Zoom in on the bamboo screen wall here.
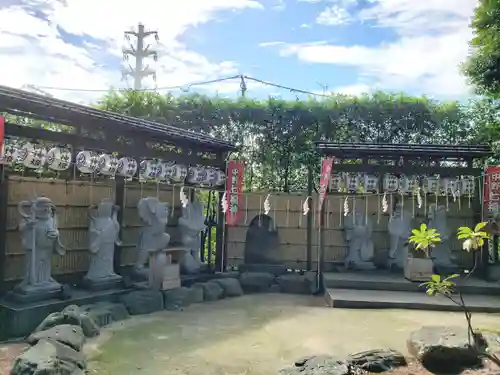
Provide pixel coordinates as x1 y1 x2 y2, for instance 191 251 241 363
5 176 181 282
225 192 476 270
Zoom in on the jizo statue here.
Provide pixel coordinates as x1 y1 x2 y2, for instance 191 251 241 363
387 203 413 270
343 211 376 270
178 201 206 274
15 196 66 296
84 198 122 284
134 197 171 274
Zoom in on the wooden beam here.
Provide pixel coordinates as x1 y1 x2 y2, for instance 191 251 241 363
331 163 482 177
5 122 223 167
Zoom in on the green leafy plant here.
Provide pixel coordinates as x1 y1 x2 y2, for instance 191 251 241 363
420 223 499 366
408 223 441 257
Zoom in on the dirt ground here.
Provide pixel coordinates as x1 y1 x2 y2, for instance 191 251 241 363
80 294 500 375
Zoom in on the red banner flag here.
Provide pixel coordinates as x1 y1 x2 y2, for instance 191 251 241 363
0 116 4 165
317 157 334 223
226 161 245 226
484 165 500 215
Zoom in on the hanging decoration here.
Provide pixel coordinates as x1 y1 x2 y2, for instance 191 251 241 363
221 191 228 214
416 187 423 209
46 147 71 171
263 193 271 215
343 196 349 216
363 174 379 193
179 187 189 208
76 150 99 174
302 196 310 216
139 159 161 180
97 153 119 176
330 173 343 192
382 192 388 213
171 163 188 183
116 157 138 178
383 174 398 192
23 144 47 170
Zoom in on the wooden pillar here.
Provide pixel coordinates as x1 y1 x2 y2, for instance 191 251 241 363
215 191 225 272
114 176 125 275
0 171 8 295
306 165 313 270
318 197 326 292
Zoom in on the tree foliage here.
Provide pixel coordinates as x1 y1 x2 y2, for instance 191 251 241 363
463 0 500 98
95 90 479 192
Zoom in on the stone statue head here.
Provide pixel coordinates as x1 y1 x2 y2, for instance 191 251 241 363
179 200 206 232
18 196 55 220
89 198 118 219
137 197 169 226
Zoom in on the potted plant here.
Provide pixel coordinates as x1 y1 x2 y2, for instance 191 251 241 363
405 223 440 281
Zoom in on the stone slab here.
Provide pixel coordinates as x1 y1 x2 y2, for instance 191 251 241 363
0 287 129 339
325 288 500 313
323 270 500 295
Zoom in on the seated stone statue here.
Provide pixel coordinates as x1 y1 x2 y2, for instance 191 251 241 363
12 196 66 302
427 203 456 272
134 197 171 279
343 211 375 270
387 203 413 270
83 198 122 289
178 201 206 274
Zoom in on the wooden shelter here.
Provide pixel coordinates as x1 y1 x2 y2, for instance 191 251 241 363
0 85 236 294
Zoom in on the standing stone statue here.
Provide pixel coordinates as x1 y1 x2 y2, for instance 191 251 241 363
83 198 122 289
12 196 66 302
178 201 206 274
343 211 375 270
387 203 413 270
428 203 456 272
134 197 170 278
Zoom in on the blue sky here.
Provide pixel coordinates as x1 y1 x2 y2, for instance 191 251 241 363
0 0 478 102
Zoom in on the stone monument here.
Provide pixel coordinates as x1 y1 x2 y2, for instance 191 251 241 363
343 211 376 270
178 201 206 274
427 203 457 273
10 196 66 302
82 198 123 290
133 197 171 283
387 203 413 270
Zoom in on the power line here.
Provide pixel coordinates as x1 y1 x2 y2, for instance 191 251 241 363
29 75 333 98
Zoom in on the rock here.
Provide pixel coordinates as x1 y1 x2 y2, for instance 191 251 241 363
348 349 406 373
269 284 281 293
276 273 315 294
279 355 349 375
10 339 86 375
163 287 192 310
32 305 99 338
198 281 224 301
217 271 241 279
407 326 486 373
120 290 164 315
239 272 275 292
80 302 129 326
187 284 204 303
213 278 244 297
27 325 85 352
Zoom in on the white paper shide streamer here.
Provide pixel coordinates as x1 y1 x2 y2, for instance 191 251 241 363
343 197 349 216
179 187 189 208
302 197 310 216
416 187 423 209
221 192 229 214
382 193 389 213
263 194 271 215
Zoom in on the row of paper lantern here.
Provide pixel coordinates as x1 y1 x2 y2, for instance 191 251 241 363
331 173 476 196
3 143 226 186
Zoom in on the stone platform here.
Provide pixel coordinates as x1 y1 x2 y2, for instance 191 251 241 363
0 287 129 339
323 270 500 313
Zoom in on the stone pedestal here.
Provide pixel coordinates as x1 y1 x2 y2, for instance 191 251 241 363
7 281 63 304
404 257 434 281
148 247 183 291
81 274 123 291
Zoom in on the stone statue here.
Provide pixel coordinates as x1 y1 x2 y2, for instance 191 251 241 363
134 197 170 277
13 196 66 302
343 211 375 270
427 203 456 272
178 201 206 274
83 198 122 289
387 203 413 270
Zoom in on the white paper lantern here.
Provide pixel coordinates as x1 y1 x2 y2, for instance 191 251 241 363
330 173 343 192
23 144 47 169
363 174 379 192
3 142 18 164
16 142 34 165
440 177 460 195
383 174 398 192
46 147 72 171
157 162 174 181
171 164 188 183
215 169 226 187
207 168 218 186
461 176 475 196
187 166 210 184
187 166 200 184
97 154 119 176
76 150 99 174
424 176 440 194
345 173 359 192
139 159 161 180
116 157 137 178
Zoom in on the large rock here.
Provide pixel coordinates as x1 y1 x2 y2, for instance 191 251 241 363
213 278 244 297
120 290 164 315
27 325 85 352
239 272 275 292
80 302 129 327
187 284 205 303
198 281 224 301
33 305 99 338
163 287 192 310
279 355 350 375
10 339 86 375
347 349 406 373
407 326 486 372
276 272 317 294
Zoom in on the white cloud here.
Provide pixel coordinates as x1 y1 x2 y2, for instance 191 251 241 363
316 5 352 25
0 0 263 103
274 0 478 98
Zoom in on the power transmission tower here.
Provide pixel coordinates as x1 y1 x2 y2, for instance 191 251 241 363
122 23 159 90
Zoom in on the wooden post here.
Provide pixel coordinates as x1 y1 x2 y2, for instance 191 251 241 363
114 176 125 275
306 165 313 270
0 171 7 295
215 191 225 272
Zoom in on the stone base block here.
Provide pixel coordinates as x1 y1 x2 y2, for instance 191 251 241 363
81 275 123 291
